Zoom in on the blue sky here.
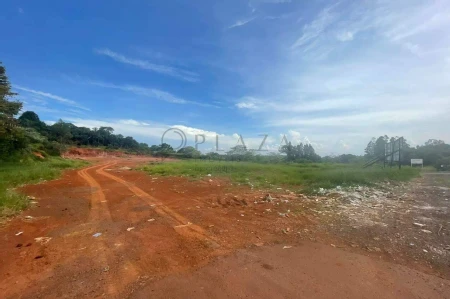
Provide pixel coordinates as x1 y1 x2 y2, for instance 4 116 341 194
1 0 450 155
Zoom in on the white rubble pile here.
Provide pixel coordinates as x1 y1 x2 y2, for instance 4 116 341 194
316 184 401 205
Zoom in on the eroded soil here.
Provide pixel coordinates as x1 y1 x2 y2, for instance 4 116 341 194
1 157 449 298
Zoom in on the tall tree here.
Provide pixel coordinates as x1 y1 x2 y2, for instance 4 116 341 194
0 62 22 130
19 111 47 133
0 62 26 159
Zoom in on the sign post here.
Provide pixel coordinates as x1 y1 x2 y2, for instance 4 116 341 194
411 159 423 168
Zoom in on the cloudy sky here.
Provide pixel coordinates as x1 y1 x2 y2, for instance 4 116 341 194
2 0 450 155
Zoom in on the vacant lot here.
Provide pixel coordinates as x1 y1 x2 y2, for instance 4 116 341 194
143 160 420 191
0 157 448 298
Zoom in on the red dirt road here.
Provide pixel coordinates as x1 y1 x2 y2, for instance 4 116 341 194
1 157 449 298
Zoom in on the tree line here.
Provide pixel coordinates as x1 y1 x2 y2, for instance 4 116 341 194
363 136 450 170
19 111 152 154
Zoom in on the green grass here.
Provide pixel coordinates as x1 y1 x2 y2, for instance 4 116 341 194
142 161 420 193
0 158 88 217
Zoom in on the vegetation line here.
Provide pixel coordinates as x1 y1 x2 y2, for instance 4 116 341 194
142 160 420 193
0 158 87 217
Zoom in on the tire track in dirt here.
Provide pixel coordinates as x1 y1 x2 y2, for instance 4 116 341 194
96 165 221 249
78 163 113 222
77 162 139 297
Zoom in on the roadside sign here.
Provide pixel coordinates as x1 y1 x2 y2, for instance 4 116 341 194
411 159 423 167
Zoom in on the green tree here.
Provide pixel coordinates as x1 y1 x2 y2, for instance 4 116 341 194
0 62 26 159
177 146 201 158
50 119 72 144
364 138 375 158
19 111 47 133
151 143 175 158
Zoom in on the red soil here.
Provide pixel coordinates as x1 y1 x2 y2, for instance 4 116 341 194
0 156 448 298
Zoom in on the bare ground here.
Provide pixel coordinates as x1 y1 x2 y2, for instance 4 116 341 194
0 157 449 298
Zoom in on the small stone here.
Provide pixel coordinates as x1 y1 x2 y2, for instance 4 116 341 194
264 194 274 202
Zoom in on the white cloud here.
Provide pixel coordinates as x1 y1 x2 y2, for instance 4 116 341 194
403 42 421 56
62 117 309 153
291 3 339 49
14 85 90 111
236 102 257 109
119 119 150 126
336 31 354 41
230 0 450 154
227 17 257 29
88 80 218 107
95 48 199 82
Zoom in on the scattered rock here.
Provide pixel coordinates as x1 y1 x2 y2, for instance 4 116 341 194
15 231 23 236
35 237 52 244
92 233 102 238
283 246 293 249
413 223 426 228
421 229 432 234
263 194 274 202
147 218 155 222
127 227 135 231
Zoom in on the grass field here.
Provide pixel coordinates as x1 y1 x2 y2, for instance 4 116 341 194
142 161 420 193
0 158 88 217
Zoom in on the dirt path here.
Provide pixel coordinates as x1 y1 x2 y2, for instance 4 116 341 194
1 157 449 298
